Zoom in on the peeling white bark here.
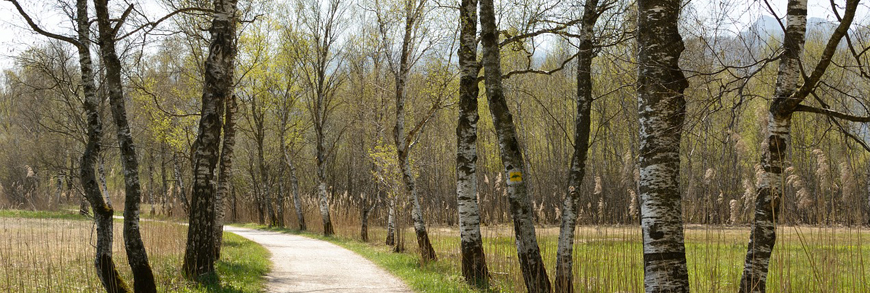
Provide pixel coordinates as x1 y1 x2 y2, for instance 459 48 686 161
636 0 689 291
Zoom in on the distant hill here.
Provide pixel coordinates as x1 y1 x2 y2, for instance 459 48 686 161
741 15 836 42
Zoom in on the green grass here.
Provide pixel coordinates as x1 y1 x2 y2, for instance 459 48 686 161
0 208 89 220
170 232 272 293
235 223 483 293
246 219 870 293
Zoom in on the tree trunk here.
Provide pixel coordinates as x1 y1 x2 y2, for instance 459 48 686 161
456 0 488 286
554 1 599 292
147 151 155 215
315 120 334 235
173 154 189 215
385 196 396 246
285 152 305 230
479 0 550 291
183 0 238 279
99 156 111 206
93 0 157 291
360 199 374 242
739 1 806 291
160 146 168 216
67 154 75 202
636 0 689 291
389 0 437 263
317 180 333 235
72 0 129 290
214 95 238 259
79 194 90 216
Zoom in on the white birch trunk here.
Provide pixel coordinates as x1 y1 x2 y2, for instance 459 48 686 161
456 0 488 285
636 0 689 291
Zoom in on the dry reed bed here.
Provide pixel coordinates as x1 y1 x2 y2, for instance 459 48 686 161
290 207 869 292
0 216 189 292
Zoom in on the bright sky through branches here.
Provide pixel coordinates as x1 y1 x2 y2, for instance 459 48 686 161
0 0 867 71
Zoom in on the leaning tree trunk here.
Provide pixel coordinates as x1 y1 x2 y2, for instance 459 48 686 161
93 0 156 291
554 1 600 292
390 0 437 263
183 0 238 279
214 95 238 259
456 0 488 286
636 0 689 291
479 0 550 291
72 0 129 291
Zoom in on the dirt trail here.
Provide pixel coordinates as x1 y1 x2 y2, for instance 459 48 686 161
224 226 411 293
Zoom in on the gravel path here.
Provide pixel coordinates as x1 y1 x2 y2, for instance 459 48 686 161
224 226 412 293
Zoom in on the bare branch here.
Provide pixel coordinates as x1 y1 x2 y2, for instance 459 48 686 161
116 7 215 40
794 104 870 122
5 0 80 46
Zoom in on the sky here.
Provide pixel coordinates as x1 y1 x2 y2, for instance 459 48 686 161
0 0 866 72
0 0 168 71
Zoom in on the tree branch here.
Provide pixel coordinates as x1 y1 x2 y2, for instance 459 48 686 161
116 7 215 40
5 0 80 46
794 104 870 122
787 0 860 107
110 4 134 38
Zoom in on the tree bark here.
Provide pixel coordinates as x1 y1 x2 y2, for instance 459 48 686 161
479 0 550 291
183 0 238 279
386 0 437 263
385 196 396 246
253 100 277 227
93 0 157 291
173 154 189 214
99 156 111 206
67 0 128 291
456 0 488 286
214 95 238 259
739 1 806 291
315 116 333 234
636 0 689 291
739 0 857 289
554 1 600 292
284 150 306 230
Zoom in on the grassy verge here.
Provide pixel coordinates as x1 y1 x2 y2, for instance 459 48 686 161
0 209 270 293
235 223 484 293
0 208 89 221
170 232 271 293
245 219 870 292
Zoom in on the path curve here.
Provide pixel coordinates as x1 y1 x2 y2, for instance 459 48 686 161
224 226 411 293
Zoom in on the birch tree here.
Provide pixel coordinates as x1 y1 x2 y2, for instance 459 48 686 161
740 0 859 291
635 0 689 291
183 0 239 279
92 1 159 290
214 94 237 258
479 0 551 290
294 0 349 236
375 0 443 262
5 1 133 291
455 0 488 285
553 0 607 291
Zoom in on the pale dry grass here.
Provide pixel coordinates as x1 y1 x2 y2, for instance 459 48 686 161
0 216 189 292
310 204 869 292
